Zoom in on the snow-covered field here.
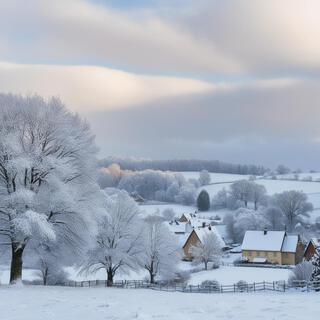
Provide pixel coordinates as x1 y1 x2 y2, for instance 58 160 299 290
140 203 197 217
188 266 290 285
199 178 320 198
195 175 320 215
0 286 318 320
180 171 251 183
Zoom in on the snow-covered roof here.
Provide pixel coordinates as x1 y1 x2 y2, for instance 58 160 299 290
214 224 233 243
188 218 211 228
165 221 186 234
281 235 298 253
242 231 286 252
242 230 299 253
193 227 226 248
181 213 196 221
311 238 320 248
230 245 242 253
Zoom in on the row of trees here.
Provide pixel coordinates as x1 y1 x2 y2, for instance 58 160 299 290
211 180 268 211
98 167 214 206
98 157 268 176
223 190 313 243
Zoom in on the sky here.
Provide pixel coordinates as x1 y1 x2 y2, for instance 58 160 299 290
0 0 320 170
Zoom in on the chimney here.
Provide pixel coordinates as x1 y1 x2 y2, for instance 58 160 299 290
264 228 267 235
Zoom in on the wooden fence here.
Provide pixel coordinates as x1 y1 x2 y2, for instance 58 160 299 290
50 279 320 293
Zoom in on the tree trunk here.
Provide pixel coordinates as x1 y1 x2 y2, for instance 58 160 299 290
244 200 248 208
254 201 258 211
107 269 113 287
43 266 48 285
204 261 208 270
149 261 155 284
149 271 155 284
10 243 25 284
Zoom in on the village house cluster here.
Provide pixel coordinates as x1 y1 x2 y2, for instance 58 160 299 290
167 211 317 266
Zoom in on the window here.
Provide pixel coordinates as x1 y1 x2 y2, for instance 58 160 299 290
273 252 277 257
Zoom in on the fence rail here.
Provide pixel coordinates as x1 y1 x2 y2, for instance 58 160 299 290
37 279 320 293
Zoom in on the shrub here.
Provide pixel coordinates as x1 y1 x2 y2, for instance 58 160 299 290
288 261 313 286
236 280 248 291
200 280 220 291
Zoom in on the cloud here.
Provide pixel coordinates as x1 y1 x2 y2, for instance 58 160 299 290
87 78 320 168
175 0 320 75
0 0 241 74
1 0 320 76
0 61 215 112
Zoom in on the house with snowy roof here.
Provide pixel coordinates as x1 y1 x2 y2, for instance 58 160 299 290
179 212 196 223
182 226 226 260
241 230 304 265
304 238 320 261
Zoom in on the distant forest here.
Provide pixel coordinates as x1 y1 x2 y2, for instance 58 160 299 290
98 157 268 175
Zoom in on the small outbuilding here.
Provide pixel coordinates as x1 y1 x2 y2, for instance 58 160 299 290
304 238 320 261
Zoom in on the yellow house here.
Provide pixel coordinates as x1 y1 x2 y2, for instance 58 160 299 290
241 230 304 265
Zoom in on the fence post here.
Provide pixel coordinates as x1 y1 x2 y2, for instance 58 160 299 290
273 281 275 290
263 281 265 291
253 282 255 292
234 284 236 292
283 282 286 292
220 285 223 293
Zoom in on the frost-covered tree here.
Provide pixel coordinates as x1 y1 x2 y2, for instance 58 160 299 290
188 178 200 188
199 170 211 186
263 206 284 230
0 94 99 284
197 190 210 211
174 184 196 205
161 208 176 221
80 191 144 286
211 188 228 210
230 208 270 243
289 261 313 285
139 215 180 283
251 183 267 210
276 164 290 175
33 243 69 285
230 180 253 208
273 191 313 232
223 213 237 243
189 232 223 270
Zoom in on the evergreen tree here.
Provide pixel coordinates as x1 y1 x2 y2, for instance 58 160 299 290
197 190 210 211
311 251 320 290
311 251 320 279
